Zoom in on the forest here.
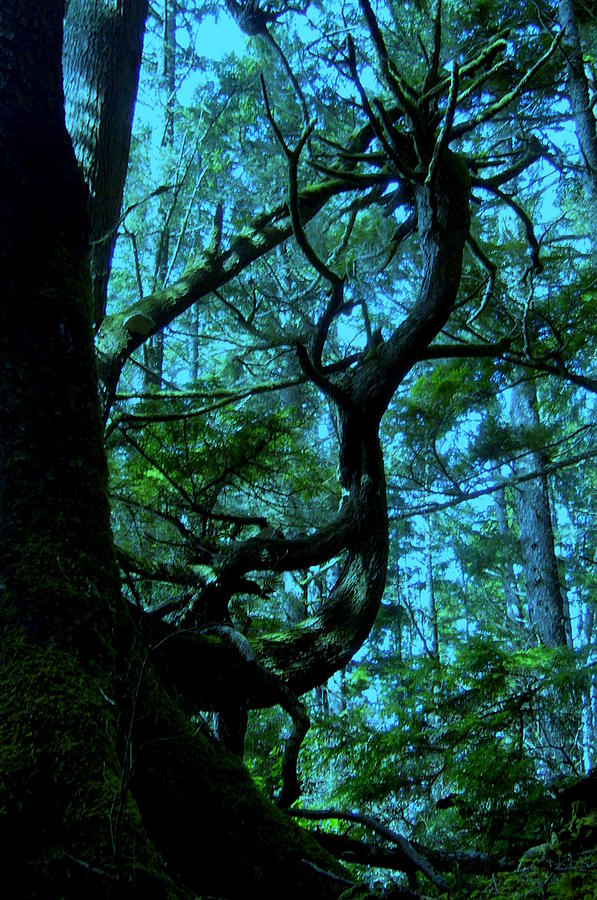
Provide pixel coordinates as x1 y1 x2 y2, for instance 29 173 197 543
0 0 596 897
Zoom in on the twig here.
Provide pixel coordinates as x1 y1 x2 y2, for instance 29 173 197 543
425 60 459 188
451 32 562 139
466 234 497 321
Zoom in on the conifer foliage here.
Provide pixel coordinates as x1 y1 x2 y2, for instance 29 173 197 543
0 1 596 897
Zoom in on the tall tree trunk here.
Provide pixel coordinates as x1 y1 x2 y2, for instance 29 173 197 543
494 488 525 625
582 604 596 771
0 1 152 889
64 0 149 326
510 380 572 780
0 7 364 896
510 381 567 649
144 0 176 389
557 0 597 213
190 302 200 382
0 1 121 663
424 515 439 660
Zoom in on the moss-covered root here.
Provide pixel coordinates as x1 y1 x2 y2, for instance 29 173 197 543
0 643 186 899
131 688 356 899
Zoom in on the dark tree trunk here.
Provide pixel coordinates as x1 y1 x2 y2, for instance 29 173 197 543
424 515 439 659
0 0 121 661
0 1 151 891
494 488 525 626
0 6 364 897
144 0 176 390
510 380 572 780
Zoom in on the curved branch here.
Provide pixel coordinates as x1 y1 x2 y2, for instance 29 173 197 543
345 35 417 181
358 0 422 132
425 61 459 188
218 153 470 697
466 233 497 321
309 829 515 877
295 340 352 407
288 808 447 890
96 162 391 415
451 32 562 139
347 150 471 421
473 178 542 273
253 425 389 694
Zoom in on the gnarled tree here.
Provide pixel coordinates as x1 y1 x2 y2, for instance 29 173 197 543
1 0 587 896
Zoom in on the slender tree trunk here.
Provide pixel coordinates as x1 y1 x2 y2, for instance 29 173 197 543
394 560 404 661
190 303 200 382
424 515 439 660
582 604 596 771
510 380 573 779
510 381 567 648
560 578 574 650
144 0 177 389
143 331 164 387
494 488 525 625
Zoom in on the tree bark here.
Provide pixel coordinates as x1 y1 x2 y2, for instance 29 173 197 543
143 0 176 389
0 2 154 891
0 6 366 896
510 380 572 780
0 0 121 660
557 0 597 212
424 515 439 659
510 381 567 648
494 487 525 625
64 0 149 326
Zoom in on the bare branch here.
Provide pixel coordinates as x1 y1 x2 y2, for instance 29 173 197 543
392 444 597 521
358 0 422 128
345 35 415 180
466 234 497 321
287 808 447 889
474 179 543 273
424 0 443 91
425 60 459 188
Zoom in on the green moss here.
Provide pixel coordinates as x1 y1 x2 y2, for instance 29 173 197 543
456 847 597 899
131 681 350 899
0 640 178 898
547 869 597 898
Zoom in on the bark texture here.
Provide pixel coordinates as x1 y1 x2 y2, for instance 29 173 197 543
64 0 149 325
510 381 567 649
494 488 525 625
557 0 597 210
0 0 120 656
0 6 365 896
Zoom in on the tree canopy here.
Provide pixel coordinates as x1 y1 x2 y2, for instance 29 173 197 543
0 1 596 897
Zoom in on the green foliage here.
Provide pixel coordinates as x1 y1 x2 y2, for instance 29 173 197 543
303 639 575 861
102 0 597 892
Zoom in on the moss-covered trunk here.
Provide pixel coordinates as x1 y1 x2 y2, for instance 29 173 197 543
0 3 152 892
0 5 358 897
0 0 121 659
